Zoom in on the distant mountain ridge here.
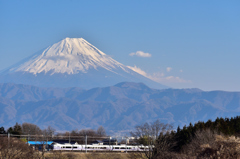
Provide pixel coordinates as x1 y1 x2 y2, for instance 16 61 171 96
0 38 168 89
1 82 240 133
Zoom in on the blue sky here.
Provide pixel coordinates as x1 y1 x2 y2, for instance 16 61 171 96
0 0 240 91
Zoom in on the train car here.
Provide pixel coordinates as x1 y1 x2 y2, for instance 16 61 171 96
52 143 150 152
53 143 82 151
82 144 112 151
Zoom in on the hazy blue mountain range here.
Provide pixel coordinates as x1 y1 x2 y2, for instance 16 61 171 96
1 82 240 134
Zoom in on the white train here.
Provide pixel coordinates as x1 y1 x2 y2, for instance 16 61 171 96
52 143 150 152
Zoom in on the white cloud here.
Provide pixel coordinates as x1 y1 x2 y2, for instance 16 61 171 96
127 65 147 76
163 76 190 83
180 69 183 73
127 65 191 84
149 73 190 83
129 51 152 57
166 67 172 72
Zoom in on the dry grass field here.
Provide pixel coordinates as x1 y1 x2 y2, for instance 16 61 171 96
45 152 141 159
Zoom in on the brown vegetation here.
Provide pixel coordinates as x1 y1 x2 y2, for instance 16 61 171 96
130 120 175 159
3 117 240 159
45 152 132 159
0 137 35 159
181 129 240 159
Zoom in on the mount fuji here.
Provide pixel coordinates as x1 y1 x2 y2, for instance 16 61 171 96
0 38 168 89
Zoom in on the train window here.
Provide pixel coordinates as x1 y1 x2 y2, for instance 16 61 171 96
115 147 119 149
66 146 72 148
73 147 77 148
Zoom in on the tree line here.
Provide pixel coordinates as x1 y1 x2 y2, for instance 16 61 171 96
0 122 106 138
2 116 240 158
0 123 56 137
0 123 108 159
130 116 240 158
174 116 240 151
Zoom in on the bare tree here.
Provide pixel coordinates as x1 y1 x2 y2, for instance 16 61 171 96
70 129 79 136
78 129 97 136
182 128 240 158
153 132 178 159
96 126 106 137
130 119 174 159
42 126 55 138
55 128 103 144
131 119 173 145
182 128 219 156
0 136 35 159
21 122 42 136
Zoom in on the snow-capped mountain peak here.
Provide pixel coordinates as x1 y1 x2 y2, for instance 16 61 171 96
10 38 125 75
1 37 168 89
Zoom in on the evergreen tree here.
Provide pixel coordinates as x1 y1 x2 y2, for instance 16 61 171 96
12 122 22 135
0 126 6 134
7 127 13 134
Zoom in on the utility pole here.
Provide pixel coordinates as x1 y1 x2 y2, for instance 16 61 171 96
85 135 87 153
109 136 110 151
28 129 30 144
69 132 70 143
8 133 10 149
47 135 48 151
125 137 127 153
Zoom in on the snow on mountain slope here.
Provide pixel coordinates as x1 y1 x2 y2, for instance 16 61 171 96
9 38 129 75
0 38 168 89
